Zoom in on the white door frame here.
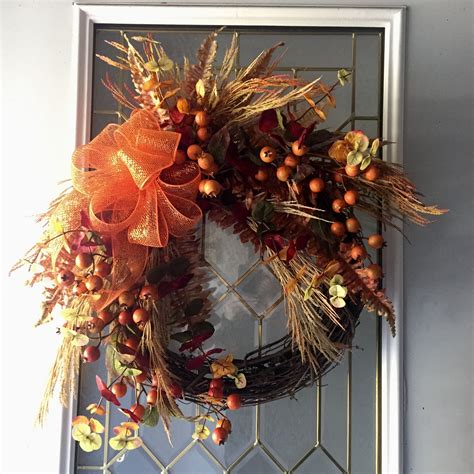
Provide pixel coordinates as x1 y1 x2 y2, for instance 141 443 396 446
64 4 405 473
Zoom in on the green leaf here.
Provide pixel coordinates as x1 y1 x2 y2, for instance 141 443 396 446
337 69 351 86
329 284 347 298
184 298 204 317
192 424 210 440
157 56 174 71
207 127 230 165
330 296 347 308
252 201 275 223
79 433 102 452
113 356 142 377
109 437 127 451
170 330 193 343
303 285 314 301
347 150 363 166
72 424 91 442
142 406 160 427
144 60 159 72
360 155 372 171
329 274 344 286
168 256 190 277
276 109 286 130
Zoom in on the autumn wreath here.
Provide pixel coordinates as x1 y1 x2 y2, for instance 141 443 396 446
13 32 445 451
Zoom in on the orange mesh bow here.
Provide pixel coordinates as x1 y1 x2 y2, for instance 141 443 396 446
71 109 202 248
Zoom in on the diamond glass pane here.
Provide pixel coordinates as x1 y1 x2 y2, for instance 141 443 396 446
76 24 384 474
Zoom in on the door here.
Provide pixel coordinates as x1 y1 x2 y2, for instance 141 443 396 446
76 24 384 474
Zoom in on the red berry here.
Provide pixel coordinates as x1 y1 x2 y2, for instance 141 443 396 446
118 310 133 326
95 261 112 277
111 382 127 398
75 252 93 269
226 393 242 410
210 379 224 390
83 346 100 363
132 308 150 329
208 386 224 399
212 427 228 445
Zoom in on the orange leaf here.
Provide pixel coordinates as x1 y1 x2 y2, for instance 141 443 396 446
284 265 307 295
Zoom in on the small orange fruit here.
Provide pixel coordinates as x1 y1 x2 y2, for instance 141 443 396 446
309 178 325 193
350 245 367 260
174 149 187 165
133 308 150 329
129 403 145 420
147 389 158 405
85 275 103 292
330 222 346 238
57 269 75 287
197 127 210 141
95 261 112 277
203 180 222 197
363 165 380 181
260 146 276 163
345 164 360 177
83 346 100 363
212 427 229 445
87 317 105 334
367 234 384 249
195 111 210 127
216 418 232 434
291 141 308 157
118 310 133 326
186 144 202 160
332 198 347 213
284 153 300 168
75 252 93 269
276 165 292 182
118 291 135 308
254 168 270 182
197 153 215 171
346 217 361 233
139 285 159 301
343 189 359 206
112 382 127 398
367 263 383 280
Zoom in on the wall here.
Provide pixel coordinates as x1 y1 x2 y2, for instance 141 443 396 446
1 1 472 473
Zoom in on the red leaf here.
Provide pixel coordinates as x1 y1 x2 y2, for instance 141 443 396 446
169 107 185 125
263 234 286 252
185 354 206 370
287 120 305 139
259 109 278 133
297 121 317 147
205 348 224 357
286 240 297 262
179 331 213 352
119 408 142 423
96 375 120 406
295 234 311 250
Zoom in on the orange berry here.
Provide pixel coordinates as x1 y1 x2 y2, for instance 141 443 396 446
134 372 148 384
195 111 210 127
350 245 367 260
309 177 325 193
367 263 383 279
112 382 127 398
118 310 133 326
85 275 103 292
259 146 276 163
203 180 222 197
75 252 93 269
83 346 100 363
57 269 75 287
123 336 140 352
332 198 347 213
276 165 292 182
346 217 361 233
95 261 112 277
344 189 359 206
291 141 308 157
73 281 88 295
333 171 345 183
186 144 202 160
254 168 270 182
363 165 380 181
174 149 187 165
197 153 215 170
367 234 384 249
199 179 210 193
284 153 300 168
345 164 360 177
330 222 346 238
176 97 190 114
197 127 210 141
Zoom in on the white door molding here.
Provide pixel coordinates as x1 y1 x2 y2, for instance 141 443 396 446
65 5 405 473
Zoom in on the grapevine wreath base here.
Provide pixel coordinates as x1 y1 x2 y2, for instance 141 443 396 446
13 31 445 451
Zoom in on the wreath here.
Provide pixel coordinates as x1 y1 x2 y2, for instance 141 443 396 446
13 32 445 451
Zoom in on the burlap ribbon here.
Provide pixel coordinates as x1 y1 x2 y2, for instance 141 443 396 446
50 109 202 308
